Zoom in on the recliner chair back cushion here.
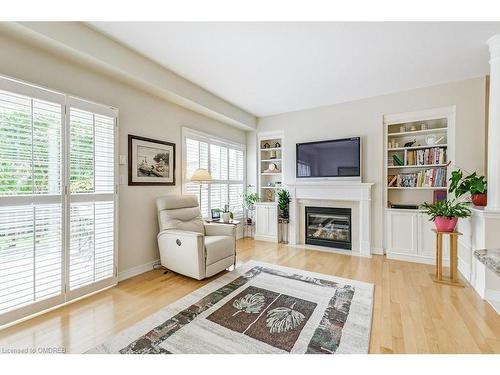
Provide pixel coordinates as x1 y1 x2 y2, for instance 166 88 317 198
157 194 205 234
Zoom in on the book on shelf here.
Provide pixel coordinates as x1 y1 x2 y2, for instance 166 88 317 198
392 154 404 166
387 174 397 187
388 167 447 188
402 147 446 166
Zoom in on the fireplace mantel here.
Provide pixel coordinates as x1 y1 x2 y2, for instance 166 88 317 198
287 182 374 257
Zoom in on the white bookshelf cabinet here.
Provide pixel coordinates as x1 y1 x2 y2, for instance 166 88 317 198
383 106 455 264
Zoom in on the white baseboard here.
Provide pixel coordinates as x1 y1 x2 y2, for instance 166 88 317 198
118 259 160 282
487 299 500 315
254 235 278 243
458 256 471 282
485 289 500 301
288 243 371 258
386 251 449 266
371 247 384 255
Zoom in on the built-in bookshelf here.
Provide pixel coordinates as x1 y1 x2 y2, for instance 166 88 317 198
383 108 455 210
258 132 284 202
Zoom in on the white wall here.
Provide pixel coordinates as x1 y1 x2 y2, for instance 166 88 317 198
0 32 246 275
251 78 487 251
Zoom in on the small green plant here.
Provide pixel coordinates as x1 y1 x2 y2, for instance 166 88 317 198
242 185 259 209
449 169 486 199
277 189 290 219
421 199 471 221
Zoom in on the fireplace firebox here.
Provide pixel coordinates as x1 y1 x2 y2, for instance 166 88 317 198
305 206 352 250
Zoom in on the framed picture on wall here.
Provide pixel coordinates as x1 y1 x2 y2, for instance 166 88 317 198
128 134 176 186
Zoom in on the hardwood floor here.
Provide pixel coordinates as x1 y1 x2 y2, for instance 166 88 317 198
1 238 499 353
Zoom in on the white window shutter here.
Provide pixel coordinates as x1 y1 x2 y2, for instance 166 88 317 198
0 88 63 316
184 133 245 219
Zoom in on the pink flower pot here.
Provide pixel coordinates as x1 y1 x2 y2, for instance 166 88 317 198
435 216 458 232
471 193 487 207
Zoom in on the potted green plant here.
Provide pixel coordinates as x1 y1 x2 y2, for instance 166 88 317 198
277 189 290 219
449 169 487 206
242 185 259 224
214 204 233 223
421 199 471 232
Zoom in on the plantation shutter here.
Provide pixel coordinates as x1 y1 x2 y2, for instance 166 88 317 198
183 129 245 220
67 99 117 299
0 80 65 325
0 76 118 326
228 149 244 218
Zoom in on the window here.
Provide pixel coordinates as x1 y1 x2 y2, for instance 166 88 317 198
183 128 245 219
0 76 117 326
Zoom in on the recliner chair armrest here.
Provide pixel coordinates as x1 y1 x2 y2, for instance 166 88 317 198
157 229 205 279
204 223 236 237
157 229 203 240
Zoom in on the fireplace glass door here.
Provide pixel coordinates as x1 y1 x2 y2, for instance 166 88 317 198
305 207 351 250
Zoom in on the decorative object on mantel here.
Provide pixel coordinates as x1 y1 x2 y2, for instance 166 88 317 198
88 261 374 354
421 199 471 232
431 229 463 287
448 169 487 207
128 134 176 186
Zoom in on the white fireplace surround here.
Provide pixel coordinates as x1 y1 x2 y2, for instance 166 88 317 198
288 182 374 257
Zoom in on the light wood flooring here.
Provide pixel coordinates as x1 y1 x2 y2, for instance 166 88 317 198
1 239 499 353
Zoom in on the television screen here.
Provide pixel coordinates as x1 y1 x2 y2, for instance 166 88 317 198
296 137 360 178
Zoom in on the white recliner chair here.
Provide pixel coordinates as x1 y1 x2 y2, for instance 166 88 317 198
156 194 236 280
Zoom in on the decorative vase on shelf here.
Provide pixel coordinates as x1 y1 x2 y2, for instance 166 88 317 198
222 212 231 223
471 192 487 207
434 216 458 232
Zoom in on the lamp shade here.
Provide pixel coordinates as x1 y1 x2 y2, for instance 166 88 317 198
190 168 212 182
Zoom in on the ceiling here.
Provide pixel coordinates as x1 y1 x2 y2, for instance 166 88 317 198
89 22 500 117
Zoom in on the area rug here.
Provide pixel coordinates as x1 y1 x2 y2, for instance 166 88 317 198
87 261 374 354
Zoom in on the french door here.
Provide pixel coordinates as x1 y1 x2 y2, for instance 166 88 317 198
0 77 118 326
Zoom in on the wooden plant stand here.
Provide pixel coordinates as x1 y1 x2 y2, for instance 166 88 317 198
431 229 464 287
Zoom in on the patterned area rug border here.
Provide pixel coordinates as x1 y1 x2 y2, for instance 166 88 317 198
87 261 374 354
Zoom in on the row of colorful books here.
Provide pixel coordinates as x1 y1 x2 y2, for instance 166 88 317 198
389 147 446 166
404 147 446 166
387 167 447 188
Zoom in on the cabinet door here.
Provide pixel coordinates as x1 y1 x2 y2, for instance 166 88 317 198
386 211 418 255
418 214 437 258
418 214 450 259
268 206 278 237
255 205 268 236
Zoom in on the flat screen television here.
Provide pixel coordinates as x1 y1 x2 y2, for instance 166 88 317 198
296 137 360 178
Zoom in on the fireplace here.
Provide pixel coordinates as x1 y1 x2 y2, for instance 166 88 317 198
305 206 352 250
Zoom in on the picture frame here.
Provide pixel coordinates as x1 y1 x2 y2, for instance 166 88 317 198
211 209 221 221
128 134 176 186
433 189 447 203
